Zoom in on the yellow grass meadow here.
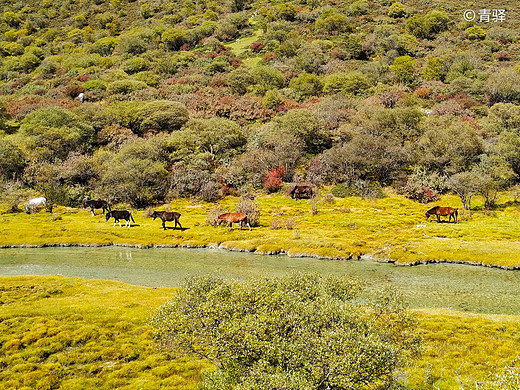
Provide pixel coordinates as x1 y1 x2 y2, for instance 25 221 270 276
1 191 520 268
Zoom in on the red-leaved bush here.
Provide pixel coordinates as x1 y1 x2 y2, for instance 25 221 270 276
263 167 285 193
250 42 265 53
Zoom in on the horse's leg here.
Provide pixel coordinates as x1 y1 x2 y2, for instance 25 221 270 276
437 214 440 223
91 207 95 217
228 221 232 231
162 220 166 230
127 219 131 228
176 219 183 230
113 219 116 227
118 219 122 228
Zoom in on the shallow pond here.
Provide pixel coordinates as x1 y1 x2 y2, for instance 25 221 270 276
0 246 519 315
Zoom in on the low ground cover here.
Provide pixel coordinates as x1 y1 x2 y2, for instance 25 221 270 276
1 192 520 268
0 276 519 389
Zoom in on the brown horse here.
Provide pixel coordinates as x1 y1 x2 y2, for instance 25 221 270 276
216 212 251 231
151 210 182 230
289 185 313 200
425 206 458 223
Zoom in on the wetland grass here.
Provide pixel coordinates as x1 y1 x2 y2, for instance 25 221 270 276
0 194 520 267
2 192 520 267
1 276 519 389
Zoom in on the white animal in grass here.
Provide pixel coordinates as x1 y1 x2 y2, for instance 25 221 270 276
25 197 46 213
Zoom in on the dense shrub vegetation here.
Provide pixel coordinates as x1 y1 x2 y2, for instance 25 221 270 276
0 0 519 209
151 273 421 389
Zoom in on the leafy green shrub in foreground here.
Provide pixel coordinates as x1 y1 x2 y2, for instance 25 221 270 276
151 273 421 390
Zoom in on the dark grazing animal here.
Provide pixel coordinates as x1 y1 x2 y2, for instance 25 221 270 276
216 212 251 231
425 206 458 223
105 210 135 228
151 210 182 230
289 185 313 200
83 199 111 216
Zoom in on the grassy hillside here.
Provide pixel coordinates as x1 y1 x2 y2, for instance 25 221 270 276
1 275 519 389
1 0 520 217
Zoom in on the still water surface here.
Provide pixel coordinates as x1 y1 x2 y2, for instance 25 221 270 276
0 246 519 315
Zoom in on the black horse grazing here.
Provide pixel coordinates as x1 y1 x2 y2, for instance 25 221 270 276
83 199 111 216
289 185 313 200
425 206 458 223
151 210 182 230
105 210 135 228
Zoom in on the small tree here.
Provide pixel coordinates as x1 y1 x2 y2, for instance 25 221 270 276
151 273 421 390
448 171 481 210
24 161 62 213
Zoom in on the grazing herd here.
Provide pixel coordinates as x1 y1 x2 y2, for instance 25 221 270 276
23 187 460 232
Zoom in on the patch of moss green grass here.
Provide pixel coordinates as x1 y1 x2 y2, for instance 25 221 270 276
411 309 520 389
1 276 519 390
225 29 263 68
2 191 520 267
0 275 208 390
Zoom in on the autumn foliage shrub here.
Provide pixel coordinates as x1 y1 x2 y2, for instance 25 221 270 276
262 167 285 193
250 42 264 53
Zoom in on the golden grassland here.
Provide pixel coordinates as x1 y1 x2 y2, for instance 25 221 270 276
1 191 520 268
0 276 519 389
0 276 209 390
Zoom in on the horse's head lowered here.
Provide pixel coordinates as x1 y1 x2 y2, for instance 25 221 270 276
151 211 159 220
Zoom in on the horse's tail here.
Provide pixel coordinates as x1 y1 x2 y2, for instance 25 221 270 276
131 213 135 223
107 202 112 211
455 208 458 223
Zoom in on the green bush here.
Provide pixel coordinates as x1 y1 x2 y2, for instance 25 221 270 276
151 273 420 390
263 89 283 109
0 41 23 56
250 65 285 95
388 2 407 18
330 184 348 198
132 71 160 87
349 0 369 16
106 79 148 95
18 107 95 161
323 72 370 95
390 55 417 85
161 28 186 51
118 29 152 55
90 37 118 56
289 72 323 101
406 10 450 39
121 57 149 74
465 26 486 40
83 79 107 91
107 100 188 134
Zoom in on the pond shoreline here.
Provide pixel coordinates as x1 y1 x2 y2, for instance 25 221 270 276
1 242 519 271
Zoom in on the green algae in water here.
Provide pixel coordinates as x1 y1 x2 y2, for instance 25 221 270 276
0 246 519 315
